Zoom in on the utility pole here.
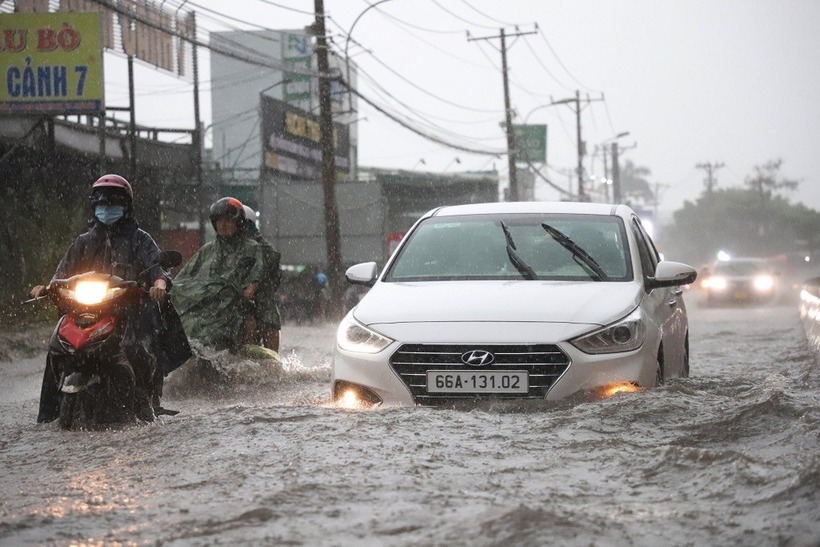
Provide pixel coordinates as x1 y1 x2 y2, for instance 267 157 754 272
611 141 621 203
468 26 535 201
696 161 725 193
191 12 206 245
314 0 344 318
548 91 604 201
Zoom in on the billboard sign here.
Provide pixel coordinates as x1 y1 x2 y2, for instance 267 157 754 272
261 94 350 180
513 124 547 163
0 12 104 114
282 33 312 109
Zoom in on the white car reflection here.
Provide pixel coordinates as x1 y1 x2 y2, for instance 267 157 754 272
332 202 697 407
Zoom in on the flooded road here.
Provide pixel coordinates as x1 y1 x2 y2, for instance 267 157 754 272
1 297 818 546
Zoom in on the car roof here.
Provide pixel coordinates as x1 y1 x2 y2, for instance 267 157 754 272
427 201 631 218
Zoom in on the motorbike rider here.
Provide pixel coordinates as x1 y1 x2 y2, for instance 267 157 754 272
241 205 282 352
171 197 264 352
30 174 179 423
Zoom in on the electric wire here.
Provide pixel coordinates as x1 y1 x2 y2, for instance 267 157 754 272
255 0 315 16
331 40 501 115
351 67 502 143
341 80 505 156
536 25 596 93
521 35 573 92
430 0 499 30
458 0 518 27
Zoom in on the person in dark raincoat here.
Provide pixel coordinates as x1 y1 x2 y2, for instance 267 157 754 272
30 174 191 423
171 197 264 352
241 205 282 352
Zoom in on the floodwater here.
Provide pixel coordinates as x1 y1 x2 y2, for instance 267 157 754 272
1 294 818 546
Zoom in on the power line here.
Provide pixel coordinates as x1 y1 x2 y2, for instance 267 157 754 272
431 0 499 30
85 0 323 78
536 25 596 93
458 0 517 27
341 80 505 156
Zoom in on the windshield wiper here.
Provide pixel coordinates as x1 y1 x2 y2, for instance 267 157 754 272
500 221 537 280
541 223 607 281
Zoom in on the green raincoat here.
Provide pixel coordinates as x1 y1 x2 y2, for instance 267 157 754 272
247 223 282 329
171 234 264 350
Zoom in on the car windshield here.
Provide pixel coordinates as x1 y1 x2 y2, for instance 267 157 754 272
714 261 768 276
385 213 632 282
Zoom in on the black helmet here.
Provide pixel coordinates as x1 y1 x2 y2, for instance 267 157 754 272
209 197 245 230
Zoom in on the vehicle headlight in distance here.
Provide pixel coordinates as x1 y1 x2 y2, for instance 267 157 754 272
704 276 727 291
753 275 775 292
336 314 394 354
570 307 646 354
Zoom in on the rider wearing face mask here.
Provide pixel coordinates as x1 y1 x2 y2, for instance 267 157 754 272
30 174 188 423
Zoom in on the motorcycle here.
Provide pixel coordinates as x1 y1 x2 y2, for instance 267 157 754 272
33 251 182 430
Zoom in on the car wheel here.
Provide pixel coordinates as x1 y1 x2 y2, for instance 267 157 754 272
654 351 665 387
682 335 690 378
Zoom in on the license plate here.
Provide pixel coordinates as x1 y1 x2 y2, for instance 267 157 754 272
734 290 749 300
426 371 528 394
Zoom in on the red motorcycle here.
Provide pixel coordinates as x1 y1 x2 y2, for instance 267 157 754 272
35 251 182 430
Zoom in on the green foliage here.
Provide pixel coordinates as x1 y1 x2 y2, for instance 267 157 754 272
0 180 87 328
745 158 799 200
665 187 820 267
665 159 815 266
621 160 654 201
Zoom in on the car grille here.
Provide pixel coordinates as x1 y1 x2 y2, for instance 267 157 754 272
389 343 570 405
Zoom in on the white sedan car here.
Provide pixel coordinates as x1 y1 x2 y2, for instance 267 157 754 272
332 202 697 407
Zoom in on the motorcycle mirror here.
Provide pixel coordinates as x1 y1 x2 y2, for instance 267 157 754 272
159 250 183 269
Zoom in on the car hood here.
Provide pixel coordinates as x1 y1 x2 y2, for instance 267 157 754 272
353 280 642 327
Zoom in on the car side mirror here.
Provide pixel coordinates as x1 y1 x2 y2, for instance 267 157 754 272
647 260 698 289
346 262 379 287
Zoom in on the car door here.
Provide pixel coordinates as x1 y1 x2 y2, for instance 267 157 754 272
630 217 686 378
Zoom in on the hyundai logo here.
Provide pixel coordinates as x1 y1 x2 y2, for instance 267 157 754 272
461 350 495 367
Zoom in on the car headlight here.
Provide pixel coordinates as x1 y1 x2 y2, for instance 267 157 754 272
570 307 646 354
336 314 394 354
703 276 727 291
753 275 774 292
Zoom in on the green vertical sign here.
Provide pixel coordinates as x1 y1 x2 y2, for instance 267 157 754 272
513 124 547 163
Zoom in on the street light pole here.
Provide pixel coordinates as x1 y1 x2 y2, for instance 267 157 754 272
343 0 394 114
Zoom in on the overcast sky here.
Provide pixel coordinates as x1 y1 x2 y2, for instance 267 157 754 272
102 0 820 217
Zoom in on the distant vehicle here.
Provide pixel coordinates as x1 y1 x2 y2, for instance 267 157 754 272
332 201 697 408
701 257 778 305
276 264 327 323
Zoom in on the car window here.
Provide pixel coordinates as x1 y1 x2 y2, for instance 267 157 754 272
386 213 633 282
630 218 657 279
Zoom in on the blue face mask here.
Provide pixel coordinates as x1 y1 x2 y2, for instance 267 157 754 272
95 205 125 225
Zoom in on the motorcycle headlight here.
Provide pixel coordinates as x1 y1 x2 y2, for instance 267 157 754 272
73 280 110 305
571 307 646 354
336 314 393 354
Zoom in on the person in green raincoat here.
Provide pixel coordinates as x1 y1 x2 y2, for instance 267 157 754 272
171 197 264 351
242 205 282 352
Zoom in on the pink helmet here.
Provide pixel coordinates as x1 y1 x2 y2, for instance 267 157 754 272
92 174 133 198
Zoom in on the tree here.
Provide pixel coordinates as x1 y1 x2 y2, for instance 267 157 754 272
620 160 654 202
664 187 820 268
745 158 799 200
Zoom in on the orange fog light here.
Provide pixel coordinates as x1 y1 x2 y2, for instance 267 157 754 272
333 380 383 408
603 382 642 398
